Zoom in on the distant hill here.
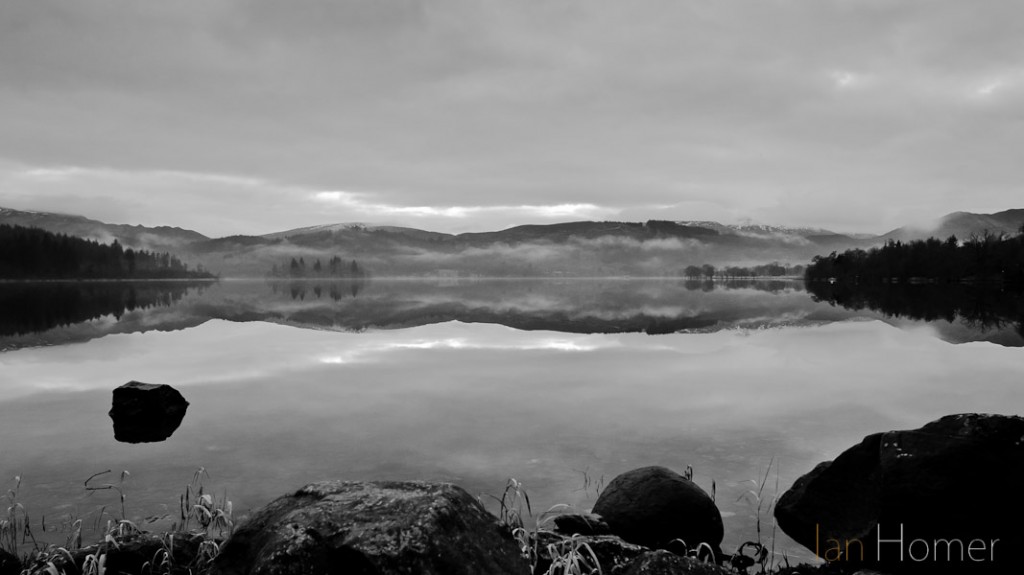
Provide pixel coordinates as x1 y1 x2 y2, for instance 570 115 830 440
5 205 1022 278
264 222 452 242
881 209 1024 243
0 207 208 251
676 221 843 238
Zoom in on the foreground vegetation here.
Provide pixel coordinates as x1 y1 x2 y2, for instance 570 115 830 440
2 470 232 575
2 463 828 575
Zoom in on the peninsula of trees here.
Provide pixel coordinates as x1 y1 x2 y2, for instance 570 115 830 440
682 262 806 279
805 230 1024 284
0 224 215 280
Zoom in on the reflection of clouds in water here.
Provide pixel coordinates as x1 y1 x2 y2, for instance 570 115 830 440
719 312 817 329
387 284 812 318
4 317 1024 561
585 306 705 320
319 334 611 364
393 293 567 313
378 337 604 352
378 294 711 319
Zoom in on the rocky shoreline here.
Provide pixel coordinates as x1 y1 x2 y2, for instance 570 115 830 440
5 411 1021 574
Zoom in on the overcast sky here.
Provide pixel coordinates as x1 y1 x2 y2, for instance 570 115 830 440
1 0 1022 237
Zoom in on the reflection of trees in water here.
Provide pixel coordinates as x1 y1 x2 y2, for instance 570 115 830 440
267 279 368 301
0 282 209 337
683 279 804 294
806 281 1024 337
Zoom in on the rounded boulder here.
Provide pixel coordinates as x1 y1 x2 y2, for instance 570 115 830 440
211 480 529 575
592 466 724 550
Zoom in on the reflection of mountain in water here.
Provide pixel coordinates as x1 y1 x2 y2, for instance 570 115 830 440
807 281 1024 346
3 279 1023 347
253 278 831 335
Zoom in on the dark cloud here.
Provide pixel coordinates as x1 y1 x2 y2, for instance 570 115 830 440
1 0 1021 235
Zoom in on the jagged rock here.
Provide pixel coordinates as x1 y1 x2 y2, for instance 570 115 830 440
776 413 1024 574
533 531 646 574
108 381 189 443
211 480 529 575
611 550 734 575
592 466 724 550
553 512 611 536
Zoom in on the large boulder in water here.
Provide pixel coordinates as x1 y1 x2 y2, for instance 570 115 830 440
775 413 1024 573
210 480 530 575
591 466 724 551
108 381 189 443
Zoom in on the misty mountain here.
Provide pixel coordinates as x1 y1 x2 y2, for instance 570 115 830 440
0 207 208 251
5 205 1022 278
676 220 845 239
881 209 1024 243
264 222 451 243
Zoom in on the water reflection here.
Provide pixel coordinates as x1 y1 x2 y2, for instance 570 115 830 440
683 279 801 294
0 279 1022 347
807 281 1024 346
0 281 211 337
267 278 367 301
1 319 1022 561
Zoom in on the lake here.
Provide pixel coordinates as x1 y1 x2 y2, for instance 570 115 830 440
1 278 1022 563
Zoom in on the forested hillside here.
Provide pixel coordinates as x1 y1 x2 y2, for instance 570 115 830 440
806 230 1024 284
0 225 215 280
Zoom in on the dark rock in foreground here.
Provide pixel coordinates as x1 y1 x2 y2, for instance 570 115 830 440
211 480 530 575
109 381 189 443
553 512 611 536
776 413 1024 574
592 466 724 551
0 549 21 575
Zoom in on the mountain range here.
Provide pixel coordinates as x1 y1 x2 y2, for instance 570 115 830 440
2 206 1023 278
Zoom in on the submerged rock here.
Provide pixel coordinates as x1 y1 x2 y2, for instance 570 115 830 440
211 480 529 575
775 413 1024 574
592 466 724 551
108 381 189 443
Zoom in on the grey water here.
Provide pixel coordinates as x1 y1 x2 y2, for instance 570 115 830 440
1 278 1022 561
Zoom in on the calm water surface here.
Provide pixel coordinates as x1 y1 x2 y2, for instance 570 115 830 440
1 279 1022 561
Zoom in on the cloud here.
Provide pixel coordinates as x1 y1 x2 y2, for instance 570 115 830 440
313 191 615 221
0 162 617 235
1 0 1023 235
